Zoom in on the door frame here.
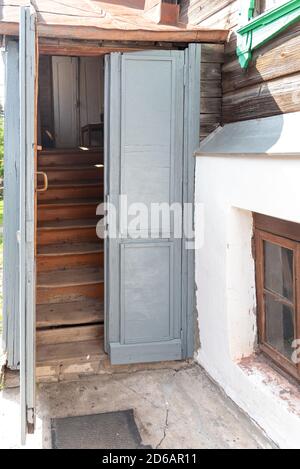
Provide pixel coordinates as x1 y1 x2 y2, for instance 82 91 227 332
182 44 201 358
19 5 38 443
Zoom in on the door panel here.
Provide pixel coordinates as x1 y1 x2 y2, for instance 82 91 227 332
52 57 78 148
19 5 37 443
106 51 184 365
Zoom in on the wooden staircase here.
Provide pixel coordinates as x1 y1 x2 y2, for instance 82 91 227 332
36 148 105 377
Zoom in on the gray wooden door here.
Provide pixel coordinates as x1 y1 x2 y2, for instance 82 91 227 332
105 51 186 364
19 5 37 443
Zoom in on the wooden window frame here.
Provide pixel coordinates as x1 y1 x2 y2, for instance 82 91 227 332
254 215 300 382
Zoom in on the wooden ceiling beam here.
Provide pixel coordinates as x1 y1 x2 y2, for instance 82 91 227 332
0 22 229 44
38 38 186 56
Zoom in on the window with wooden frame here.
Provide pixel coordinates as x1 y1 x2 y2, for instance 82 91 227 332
254 214 300 381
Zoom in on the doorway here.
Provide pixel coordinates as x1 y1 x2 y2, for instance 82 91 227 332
36 54 105 366
34 47 199 373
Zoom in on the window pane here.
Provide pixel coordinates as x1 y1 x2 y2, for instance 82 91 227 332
265 293 295 361
264 241 294 301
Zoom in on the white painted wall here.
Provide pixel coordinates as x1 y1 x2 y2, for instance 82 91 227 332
195 113 300 449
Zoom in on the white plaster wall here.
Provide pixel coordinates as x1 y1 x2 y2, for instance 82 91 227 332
195 154 300 449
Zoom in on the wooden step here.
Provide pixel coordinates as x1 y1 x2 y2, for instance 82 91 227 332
36 267 104 304
39 165 104 183
36 299 104 328
36 324 104 346
37 218 99 245
37 267 104 288
38 197 100 207
38 148 103 167
37 242 104 271
36 339 105 366
37 181 103 201
37 198 100 222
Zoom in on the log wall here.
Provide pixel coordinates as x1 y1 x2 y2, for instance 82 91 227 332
180 0 300 126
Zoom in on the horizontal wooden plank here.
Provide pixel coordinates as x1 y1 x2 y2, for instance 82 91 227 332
180 0 237 29
37 267 104 288
201 80 222 98
201 43 225 63
223 73 300 122
38 242 102 256
0 21 229 43
201 62 221 81
36 339 105 366
200 113 221 137
36 300 104 328
37 324 104 345
201 97 222 114
223 23 300 93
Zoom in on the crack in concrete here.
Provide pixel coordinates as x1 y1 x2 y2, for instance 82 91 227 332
156 406 169 449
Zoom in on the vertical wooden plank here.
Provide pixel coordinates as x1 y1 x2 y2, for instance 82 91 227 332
182 44 201 359
52 57 79 148
104 54 111 353
2 39 20 369
19 5 37 443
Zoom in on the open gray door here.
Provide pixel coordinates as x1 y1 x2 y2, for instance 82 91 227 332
105 50 187 365
19 5 37 443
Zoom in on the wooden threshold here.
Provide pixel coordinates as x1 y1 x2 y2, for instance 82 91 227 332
36 339 105 366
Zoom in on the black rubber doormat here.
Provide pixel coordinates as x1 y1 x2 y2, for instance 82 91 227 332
51 410 151 449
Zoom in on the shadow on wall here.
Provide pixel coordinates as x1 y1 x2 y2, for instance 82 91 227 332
221 22 300 151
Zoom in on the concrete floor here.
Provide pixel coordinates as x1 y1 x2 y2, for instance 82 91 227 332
0 364 275 449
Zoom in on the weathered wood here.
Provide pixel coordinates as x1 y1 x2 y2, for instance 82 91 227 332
2 39 20 369
8 23 229 43
223 73 300 122
36 339 105 366
201 80 222 98
198 43 224 63
180 0 238 29
201 62 222 81
200 114 221 139
37 267 104 288
38 37 189 53
201 97 222 115
36 282 104 305
223 23 300 93
36 300 104 328
36 324 104 345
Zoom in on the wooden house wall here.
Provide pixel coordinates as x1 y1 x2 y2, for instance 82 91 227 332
180 0 300 126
